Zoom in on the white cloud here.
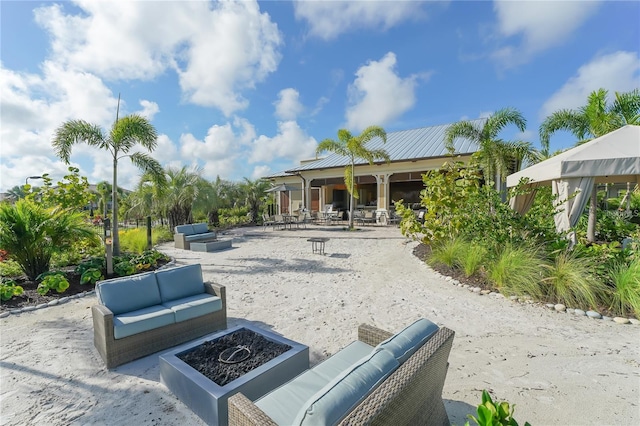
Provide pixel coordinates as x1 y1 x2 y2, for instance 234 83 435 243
249 121 317 164
478 111 493 119
540 51 640 118
137 100 159 121
274 88 304 120
345 52 426 131
492 1 601 68
251 165 272 180
34 0 283 116
293 0 426 40
180 123 238 160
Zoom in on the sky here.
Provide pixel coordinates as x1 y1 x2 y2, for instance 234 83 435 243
1 0 639 193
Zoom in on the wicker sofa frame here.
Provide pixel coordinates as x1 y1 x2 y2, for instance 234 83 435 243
228 323 454 426
92 282 227 369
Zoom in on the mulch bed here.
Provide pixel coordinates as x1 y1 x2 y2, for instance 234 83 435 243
412 243 491 290
0 258 171 312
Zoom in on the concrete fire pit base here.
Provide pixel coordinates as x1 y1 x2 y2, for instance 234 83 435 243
190 239 232 252
159 324 309 426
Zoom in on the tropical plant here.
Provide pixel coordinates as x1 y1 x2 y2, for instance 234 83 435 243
25 167 96 211
316 126 390 229
0 278 24 301
465 390 531 426
458 242 488 278
241 178 271 224
5 185 27 202
608 259 640 318
36 273 70 295
487 244 546 299
0 260 23 277
0 199 100 280
541 251 608 309
445 108 538 192
540 88 640 152
52 112 165 255
80 268 104 285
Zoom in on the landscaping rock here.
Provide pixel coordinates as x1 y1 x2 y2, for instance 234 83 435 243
574 309 586 316
480 290 491 295
613 317 630 324
602 316 613 321
586 311 602 319
58 297 70 304
554 304 566 312
629 319 640 325
546 303 555 309
472 287 481 293
36 303 48 310
47 300 60 306
0 312 9 318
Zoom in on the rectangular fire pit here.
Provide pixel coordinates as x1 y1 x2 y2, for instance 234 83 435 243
160 324 309 426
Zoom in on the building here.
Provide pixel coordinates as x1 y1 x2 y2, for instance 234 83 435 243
264 120 483 216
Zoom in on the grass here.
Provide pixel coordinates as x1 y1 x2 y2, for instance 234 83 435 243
541 252 608 310
487 244 546 299
457 242 487 277
608 259 640 317
119 226 174 254
428 237 467 269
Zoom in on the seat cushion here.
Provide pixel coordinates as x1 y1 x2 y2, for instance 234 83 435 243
155 264 205 303
175 224 195 235
192 223 209 234
113 305 175 339
311 340 373 382
256 370 330 426
184 232 216 242
375 318 439 364
162 293 222 322
96 272 161 315
294 349 399 426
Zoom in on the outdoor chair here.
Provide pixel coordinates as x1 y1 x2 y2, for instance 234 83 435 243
262 214 276 230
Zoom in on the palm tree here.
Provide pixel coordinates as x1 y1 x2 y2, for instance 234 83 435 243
316 126 390 229
52 114 165 255
5 186 26 202
540 88 640 242
540 88 640 152
0 199 100 280
152 166 203 230
240 178 271 224
445 108 536 192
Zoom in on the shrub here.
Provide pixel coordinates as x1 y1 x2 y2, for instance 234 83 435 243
0 260 23 278
80 268 104 285
608 259 640 318
541 252 608 309
36 273 70 295
429 238 467 269
465 390 530 426
487 244 545 299
0 278 24 301
119 228 149 254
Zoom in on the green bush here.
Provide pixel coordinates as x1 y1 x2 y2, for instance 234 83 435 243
80 268 104 285
541 252 608 309
608 259 640 318
36 273 70 295
487 244 545 299
0 278 24 301
465 390 530 426
0 260 23 278
429 238 467 269
119 226 175 254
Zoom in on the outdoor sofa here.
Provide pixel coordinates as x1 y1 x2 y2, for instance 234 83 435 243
228 318 455 426
174 223 217 250
92 264 227 369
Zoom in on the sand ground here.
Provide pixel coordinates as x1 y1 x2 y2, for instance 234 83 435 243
1 224 639 425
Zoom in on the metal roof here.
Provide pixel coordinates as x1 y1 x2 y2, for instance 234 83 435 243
285 119 484 173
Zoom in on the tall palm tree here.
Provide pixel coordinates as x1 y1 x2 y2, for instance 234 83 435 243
5 186 27 202
445 108 536 192
52 114 164 255
316 126 390 229
540 88 640 242
539 88 640 152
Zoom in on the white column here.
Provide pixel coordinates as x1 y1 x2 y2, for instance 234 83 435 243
375 173 392 223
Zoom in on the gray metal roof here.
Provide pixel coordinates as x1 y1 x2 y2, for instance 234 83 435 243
285 119 484 173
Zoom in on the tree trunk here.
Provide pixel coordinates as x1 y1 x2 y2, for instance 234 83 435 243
587 183 597 243
349 162 355 229
112 157 120 256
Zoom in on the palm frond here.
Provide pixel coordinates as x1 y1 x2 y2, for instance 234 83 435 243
52 120 105 163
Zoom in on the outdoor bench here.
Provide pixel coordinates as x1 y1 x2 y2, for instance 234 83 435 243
174 223 217 250
228 318 455 426
92 264 227 369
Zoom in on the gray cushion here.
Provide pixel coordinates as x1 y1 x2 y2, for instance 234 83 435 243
375 318 439 364
311 340 373 382
96 272 161 315
113 305 175 339
162 293 222 322
175 224 195 235
192 223 209 234
184 232 216 242
294 349 399 426
155 264 205 303
256 370 330 426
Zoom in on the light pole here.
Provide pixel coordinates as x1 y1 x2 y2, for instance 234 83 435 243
25 175 43 186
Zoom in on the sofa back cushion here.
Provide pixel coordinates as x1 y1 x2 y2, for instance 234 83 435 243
96 272 161 315
175 224 195 235
293 349 399 426
192 223 209 234
155 264 205 303
375 318 439 364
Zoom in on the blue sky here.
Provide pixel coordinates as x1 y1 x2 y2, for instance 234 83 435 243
1 0 639 193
